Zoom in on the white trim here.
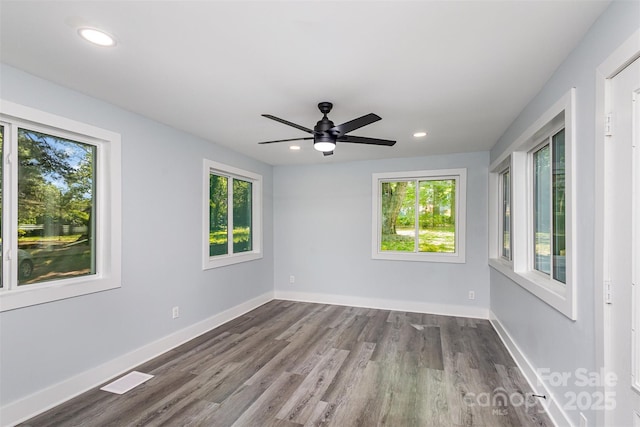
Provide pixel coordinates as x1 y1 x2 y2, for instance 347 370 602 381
0 291 274 427
595 28 640 427
371 168 467 264
633 86 640 394
489 89 576 320
490 311 565 427
202 159 263 270
490 89 574 172
274 290 488 319
0 100 122 312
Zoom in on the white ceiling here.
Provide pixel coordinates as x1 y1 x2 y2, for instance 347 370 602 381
0 1 609 166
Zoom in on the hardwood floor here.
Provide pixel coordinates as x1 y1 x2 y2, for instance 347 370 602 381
20 300 552 426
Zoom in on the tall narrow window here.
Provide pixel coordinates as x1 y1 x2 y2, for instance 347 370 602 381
532 129 566 283
203 160 262 269
373 169 466 263
500 169 511 260
551 130 566 283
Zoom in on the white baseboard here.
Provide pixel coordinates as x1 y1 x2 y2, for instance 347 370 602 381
274 290 489 319
489 310 571 427
0 291 274 427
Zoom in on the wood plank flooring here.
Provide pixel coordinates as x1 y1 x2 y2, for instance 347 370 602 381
20 300 552 427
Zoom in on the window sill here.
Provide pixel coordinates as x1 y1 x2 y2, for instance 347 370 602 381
489 258 576 320
0 274 120 312
202 251 263 270
373 251 465 264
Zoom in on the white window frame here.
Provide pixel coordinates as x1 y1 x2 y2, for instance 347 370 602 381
371 168 467 263
499 164 513 263
489 88 576 320
202 159 262 269
0 100 122 312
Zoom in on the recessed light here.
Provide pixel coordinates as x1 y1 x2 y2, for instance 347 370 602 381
78 28 116 47
289 145 301 151
413 131 427 138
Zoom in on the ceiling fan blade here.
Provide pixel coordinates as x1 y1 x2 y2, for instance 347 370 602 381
258 137 313 144
339 135 396 146
323 151 334 157
262 114 314 134
330 113 381 136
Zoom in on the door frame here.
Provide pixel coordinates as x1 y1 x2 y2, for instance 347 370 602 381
595 28 640 427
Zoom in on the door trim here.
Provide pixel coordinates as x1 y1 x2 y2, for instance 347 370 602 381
595 28 640 427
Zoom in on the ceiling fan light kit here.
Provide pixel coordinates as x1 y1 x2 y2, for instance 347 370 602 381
259 102 396 157
314 141 336 153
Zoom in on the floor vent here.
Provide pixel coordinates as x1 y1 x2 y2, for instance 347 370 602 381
100 371 154 395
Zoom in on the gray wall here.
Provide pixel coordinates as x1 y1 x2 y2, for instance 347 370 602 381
273 152 490 312
489 1 640 426
0 64 274 406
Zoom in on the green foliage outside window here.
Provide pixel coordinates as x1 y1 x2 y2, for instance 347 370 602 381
209 174 252 256
380 179 456 253
1 128 97 286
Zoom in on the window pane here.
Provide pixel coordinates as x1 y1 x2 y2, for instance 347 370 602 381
533 144 551 275
209 174 228 256
552 129 566 283
418 179 456 253
233 179 252 253
17 128 96 285
380 181 415 252
502 170 511 259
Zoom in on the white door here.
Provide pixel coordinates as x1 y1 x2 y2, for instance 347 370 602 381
606 55 640 427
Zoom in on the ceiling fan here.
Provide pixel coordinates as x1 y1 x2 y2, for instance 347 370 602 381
258 102 396 156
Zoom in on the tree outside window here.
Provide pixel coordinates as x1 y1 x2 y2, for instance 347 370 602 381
4 128 96 286
373 169 466 263
203 159 261 270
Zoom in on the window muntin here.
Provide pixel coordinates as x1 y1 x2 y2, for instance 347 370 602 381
203 159 262 269
1 100 121 312
17 128 96 285
500 169 511 260
532 129 566 283
373 169 466 263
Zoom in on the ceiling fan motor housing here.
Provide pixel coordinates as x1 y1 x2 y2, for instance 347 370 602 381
314 102 337 150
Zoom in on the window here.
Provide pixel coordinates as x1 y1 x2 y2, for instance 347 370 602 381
489 89 575 319
372 168 466 263
532 129 566 282
500 168 512 261
1 100 121 312
202 159 262 269
500 169 511 261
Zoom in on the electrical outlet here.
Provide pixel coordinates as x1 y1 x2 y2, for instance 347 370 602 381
468 291 475 300
172 306 179 319
289 275 295 284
